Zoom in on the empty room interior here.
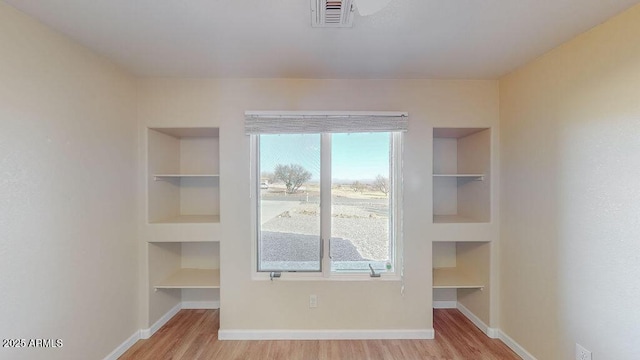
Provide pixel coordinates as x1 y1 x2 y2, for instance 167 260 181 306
1 0 640 359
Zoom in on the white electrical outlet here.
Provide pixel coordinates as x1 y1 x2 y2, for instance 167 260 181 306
309 295 318 308
576 344 592 360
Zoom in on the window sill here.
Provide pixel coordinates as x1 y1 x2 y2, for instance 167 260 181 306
252 272 401 282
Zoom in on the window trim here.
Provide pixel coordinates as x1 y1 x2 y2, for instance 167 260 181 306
249 118 404 281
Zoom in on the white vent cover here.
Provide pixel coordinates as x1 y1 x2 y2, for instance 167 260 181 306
311 0 355 28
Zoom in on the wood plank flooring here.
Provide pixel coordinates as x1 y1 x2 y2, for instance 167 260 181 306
119 309 520 359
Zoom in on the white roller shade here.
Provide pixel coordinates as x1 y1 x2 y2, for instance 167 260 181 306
245 111 408 134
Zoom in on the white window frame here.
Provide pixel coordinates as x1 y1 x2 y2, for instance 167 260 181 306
248 111 405 281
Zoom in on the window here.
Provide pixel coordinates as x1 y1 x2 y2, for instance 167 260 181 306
247 112 406 278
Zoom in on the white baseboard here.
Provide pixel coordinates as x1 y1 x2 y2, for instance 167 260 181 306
456 302 499 339
182 300 220 309
433 300 457 309
453 303 535 359
103 330 140 360
496 330 538 360
485 327 500 339
139 301 217 342
218 329 434 341
140 303 182 339
106 302 183 358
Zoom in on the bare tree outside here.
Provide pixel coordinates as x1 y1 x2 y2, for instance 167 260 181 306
373 174 389 195
274 164 312 193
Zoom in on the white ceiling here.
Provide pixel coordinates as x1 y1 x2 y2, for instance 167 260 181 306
4 0 639 79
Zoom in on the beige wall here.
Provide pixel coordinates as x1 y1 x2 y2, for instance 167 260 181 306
0 3 138 359
499 4 640 359
137 78 499 331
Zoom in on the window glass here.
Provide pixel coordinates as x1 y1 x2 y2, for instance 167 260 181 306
258 134 321 272
330 133 392 272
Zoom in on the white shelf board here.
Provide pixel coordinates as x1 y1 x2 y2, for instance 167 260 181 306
433 128 487 139
154 174 219 177
155 268 220 289
433 174 484 179
433 268 483 289
150 127 219 138
150 215 220 224
148 238 220 243
153 174 219 181
433 214 486 224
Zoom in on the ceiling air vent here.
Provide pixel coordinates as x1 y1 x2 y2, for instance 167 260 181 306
311 0 355 28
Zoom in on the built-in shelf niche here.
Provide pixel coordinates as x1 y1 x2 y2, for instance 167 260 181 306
148 127 220 224
433 241 487 290
150 241 220 295
433 127 490 224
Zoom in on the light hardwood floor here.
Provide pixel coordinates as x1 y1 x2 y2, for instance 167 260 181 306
120 309 520 359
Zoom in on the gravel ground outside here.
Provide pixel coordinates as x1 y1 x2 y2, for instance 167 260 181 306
261 201 390 263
